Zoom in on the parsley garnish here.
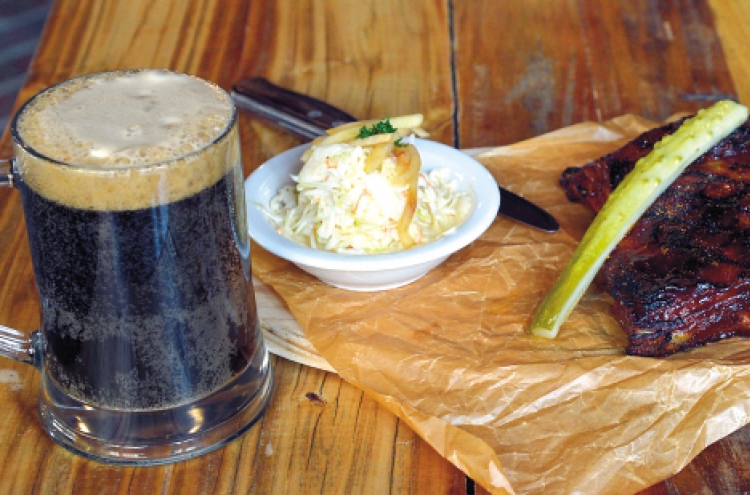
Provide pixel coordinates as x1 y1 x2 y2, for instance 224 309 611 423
357 118 397 139
394 137 406 147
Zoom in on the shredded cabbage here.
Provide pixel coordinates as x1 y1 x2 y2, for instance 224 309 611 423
262 142 472 254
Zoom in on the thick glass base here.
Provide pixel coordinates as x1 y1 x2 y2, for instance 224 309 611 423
38 348 274 465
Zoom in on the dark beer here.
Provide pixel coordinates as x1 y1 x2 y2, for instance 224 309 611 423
18 169 260 410
12 70 270 414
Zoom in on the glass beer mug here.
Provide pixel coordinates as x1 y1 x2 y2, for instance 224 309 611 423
0 69 274 464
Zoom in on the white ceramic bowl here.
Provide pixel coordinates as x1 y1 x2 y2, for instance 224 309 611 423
244 138 500 291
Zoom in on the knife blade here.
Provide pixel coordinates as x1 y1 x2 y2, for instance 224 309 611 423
231 77 559 233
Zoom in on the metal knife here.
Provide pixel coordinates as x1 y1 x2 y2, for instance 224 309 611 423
231 77 559 233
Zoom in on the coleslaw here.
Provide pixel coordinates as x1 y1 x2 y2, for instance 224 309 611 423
262 141 473 254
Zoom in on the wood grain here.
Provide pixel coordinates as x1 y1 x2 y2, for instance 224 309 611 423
453 0 737 148
454 0 594 148
710 0 750 105
0 357 465 494
238 0 454 142
2 0 750 493
0 0 467 494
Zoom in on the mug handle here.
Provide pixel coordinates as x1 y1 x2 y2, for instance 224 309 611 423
0 157 12 187
0 325 40 367
0 157 41 367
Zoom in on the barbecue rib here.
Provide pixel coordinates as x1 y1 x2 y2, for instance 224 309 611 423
560 118 750 356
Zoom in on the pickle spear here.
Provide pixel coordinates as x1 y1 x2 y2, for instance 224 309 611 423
530 100 749 339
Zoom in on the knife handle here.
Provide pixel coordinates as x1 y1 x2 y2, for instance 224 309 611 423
231 77 357 140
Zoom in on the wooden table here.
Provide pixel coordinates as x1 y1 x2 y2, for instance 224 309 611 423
1 0 750 493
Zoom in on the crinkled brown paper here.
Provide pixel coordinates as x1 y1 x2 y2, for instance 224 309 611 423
251 115 750 495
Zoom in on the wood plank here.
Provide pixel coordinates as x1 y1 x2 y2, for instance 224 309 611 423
0 0 467 493
453 0 594 148
236 0 455 155
580 0 734 117
453 0 737 148
9 0 251 133
0 357 465 494
635 424 750 494
4 0 750 492
710 0 750 105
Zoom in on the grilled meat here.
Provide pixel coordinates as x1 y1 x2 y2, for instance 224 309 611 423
560 118 750 356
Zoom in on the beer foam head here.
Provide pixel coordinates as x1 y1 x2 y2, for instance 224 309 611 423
16 70 233 167
13 70 240 210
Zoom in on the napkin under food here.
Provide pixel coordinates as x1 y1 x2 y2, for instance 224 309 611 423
251 115 750 495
